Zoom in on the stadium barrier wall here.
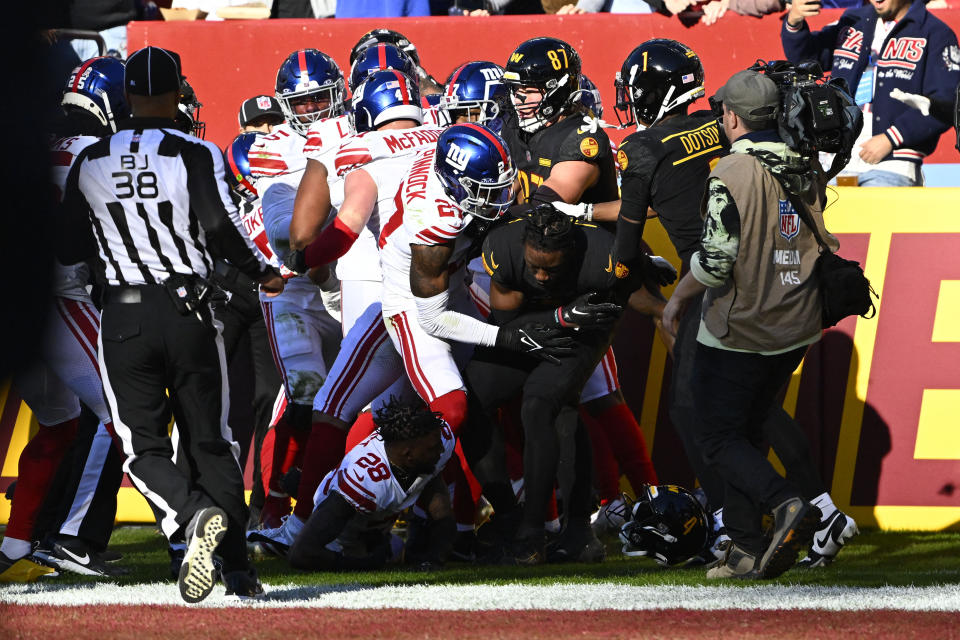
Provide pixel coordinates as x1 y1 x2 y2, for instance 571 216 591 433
125 10 960 163
2 187 958 530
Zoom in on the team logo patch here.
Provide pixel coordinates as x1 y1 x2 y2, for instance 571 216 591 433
580 137 599 158
944 45 960 72
256 96 272 109
779 199 800 240
614 262 630 279
616 148 629 171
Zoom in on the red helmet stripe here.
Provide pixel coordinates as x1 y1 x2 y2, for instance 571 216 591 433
71 57 100 92
392 70 410 105
297 49 309 88
460 122 509 167
445 64 467 98
377 44 387 70
227 148 257 196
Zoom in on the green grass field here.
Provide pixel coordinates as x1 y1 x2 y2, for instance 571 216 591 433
40 526 960 589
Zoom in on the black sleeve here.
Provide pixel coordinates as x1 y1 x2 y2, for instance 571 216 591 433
286 491 359 571
483 225 518 289
180 139 272 281
613 136 659 270
57 152 98 266
555 122 612 165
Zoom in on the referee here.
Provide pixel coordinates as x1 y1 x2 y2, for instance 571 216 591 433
59 47 284 603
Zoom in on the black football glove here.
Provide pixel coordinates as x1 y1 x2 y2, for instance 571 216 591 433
643 255 678 287
556 292 623 329
285 248 307 276
495 323 575 364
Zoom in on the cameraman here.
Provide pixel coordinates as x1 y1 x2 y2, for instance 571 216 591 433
782 0 960 186
662 70 836 579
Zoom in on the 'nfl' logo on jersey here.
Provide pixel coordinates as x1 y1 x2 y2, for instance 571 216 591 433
779 199 799 240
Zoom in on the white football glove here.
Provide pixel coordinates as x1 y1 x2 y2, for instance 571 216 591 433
890 88 931 116
552 201 594 221
314 268 341 314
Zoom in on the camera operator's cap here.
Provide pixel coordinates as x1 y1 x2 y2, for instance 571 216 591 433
716 70 780 123
125 46 183 96
238 95 284 127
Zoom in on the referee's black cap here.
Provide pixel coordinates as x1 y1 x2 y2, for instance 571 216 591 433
125 47 183 96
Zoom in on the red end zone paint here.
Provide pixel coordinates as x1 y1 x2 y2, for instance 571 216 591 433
2 606 956 639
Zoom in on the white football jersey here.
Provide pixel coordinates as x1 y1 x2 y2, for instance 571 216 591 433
380 147 478 317
248 123 306 193
51 135 97 301
333 125 443 178
237 199 280 269
303 114 354 176
313 423 455 554
330 125 442 284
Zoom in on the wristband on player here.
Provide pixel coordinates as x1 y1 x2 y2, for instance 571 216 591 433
303 217 360 269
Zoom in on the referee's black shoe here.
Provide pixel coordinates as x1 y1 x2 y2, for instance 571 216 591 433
179 507 227 603
33 535 130 577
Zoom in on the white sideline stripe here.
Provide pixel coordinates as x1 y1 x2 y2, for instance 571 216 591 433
2 583 960 611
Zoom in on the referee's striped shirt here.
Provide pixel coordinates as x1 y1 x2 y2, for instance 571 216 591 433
61 117 271 286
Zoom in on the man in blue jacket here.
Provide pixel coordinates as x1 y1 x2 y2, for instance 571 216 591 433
782 0 960 185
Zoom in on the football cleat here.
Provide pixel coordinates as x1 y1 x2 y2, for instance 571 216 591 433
223 568 265 600
246 513 304 558
548 521 606 563
32 535 130 577
591 496 627 537
179 507 228 604
0 550 57 583
504 533 547 566
798 510 859 568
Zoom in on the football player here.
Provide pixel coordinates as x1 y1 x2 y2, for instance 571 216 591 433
287 397 456 572
463 203 676 565
3 57 128 581
609 39 857 566
502 38 660 525
348 28 444 95
437 61 508 130
222 132 296 529
252 70 441 555
245 49 346 529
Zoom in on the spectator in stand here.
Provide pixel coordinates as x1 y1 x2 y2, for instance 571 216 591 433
782 0 960 185
68 0 139 59
336 0 430 16
432 0 545 12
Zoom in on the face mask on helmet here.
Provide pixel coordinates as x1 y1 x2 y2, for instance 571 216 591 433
614 41 705 130
614 485 709 566
440 62 506 129
276 50 346 136
434 125 517 221
506 75 576 134
61 57 130 133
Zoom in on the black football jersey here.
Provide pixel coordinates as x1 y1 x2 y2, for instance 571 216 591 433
502 108 619 205
481 216 639 310
617 110 727 263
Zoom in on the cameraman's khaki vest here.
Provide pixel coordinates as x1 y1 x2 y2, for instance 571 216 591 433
700 153 837 352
